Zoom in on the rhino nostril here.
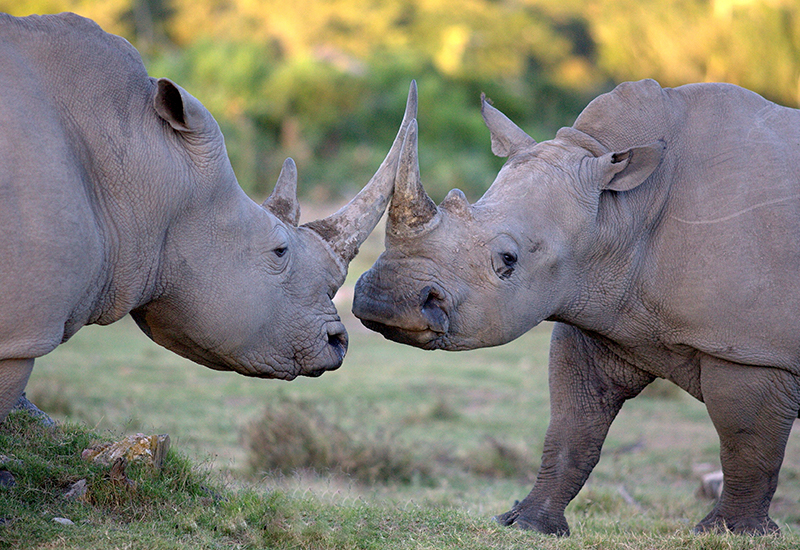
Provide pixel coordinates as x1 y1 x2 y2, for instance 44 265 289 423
420 285 442 307
326 326 348 362
420 286 449 334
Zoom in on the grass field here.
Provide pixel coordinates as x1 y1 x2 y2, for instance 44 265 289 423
9 209 800 547
15 291 800 548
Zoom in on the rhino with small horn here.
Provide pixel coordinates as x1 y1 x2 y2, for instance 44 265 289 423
353 79 800 535
0 13 417 421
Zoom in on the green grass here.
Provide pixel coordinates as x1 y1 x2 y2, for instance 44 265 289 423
11 279 800 548
2 410 799 550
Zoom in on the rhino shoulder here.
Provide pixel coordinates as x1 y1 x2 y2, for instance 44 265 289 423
54 12 139 57
2 12 145 77
3 12 103 41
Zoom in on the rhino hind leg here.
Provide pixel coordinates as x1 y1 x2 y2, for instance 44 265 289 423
0 358 34 422
695 357 800 535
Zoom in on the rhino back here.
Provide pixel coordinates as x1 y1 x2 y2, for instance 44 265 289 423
0 14 169 359
577 81 800 370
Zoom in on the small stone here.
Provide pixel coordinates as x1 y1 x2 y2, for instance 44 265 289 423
52 517 74 526
0 471 15 489
64 479 87 500
152 434 170 469
697 470 724 500
692 462 716 475
82 433 170 469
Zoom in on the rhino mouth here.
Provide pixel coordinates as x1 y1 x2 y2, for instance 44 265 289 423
360 319 444 350
132 309 348 379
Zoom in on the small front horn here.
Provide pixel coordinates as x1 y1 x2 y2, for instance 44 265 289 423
262 157 300 226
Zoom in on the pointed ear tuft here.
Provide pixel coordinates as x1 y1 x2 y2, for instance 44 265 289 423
153 78 207 133
600 141 665 192
262 158 301 226
481 93 537 158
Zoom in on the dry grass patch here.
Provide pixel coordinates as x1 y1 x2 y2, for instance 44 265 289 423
243 397 433 485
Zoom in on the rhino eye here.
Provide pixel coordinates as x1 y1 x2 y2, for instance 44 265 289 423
494 250 517 280
501 252 517 267
273 246 288 258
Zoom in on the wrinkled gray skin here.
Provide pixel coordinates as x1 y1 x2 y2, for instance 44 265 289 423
0 13 417 422
353 79 800 535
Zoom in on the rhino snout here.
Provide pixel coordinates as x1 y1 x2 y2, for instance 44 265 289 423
352 273 451 349
295 319 347 379
352 271 395 323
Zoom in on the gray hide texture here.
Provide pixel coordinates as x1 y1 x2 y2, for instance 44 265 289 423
0 13 417 422
352 79 800 535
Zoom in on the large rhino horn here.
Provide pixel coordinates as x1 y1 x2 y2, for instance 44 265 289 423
262 157 300 226
304 80 418 264
386 119 438 236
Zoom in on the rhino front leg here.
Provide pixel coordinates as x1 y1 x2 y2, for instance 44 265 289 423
0 358 34 422
695 358 800 535
496 323 654 535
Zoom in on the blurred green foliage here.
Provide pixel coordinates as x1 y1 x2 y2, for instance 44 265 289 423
4 0 800 201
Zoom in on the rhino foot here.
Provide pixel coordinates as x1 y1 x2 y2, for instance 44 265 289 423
494 505 570 536
12 393 55 427
694 514 780 536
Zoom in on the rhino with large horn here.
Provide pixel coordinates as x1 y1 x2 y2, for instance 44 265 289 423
0 12 417 421
353 80 800 535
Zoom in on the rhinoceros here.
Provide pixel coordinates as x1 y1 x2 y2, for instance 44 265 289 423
352 79 800 535
0 12 417 422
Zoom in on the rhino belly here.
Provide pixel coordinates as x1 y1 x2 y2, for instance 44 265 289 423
0 185 105 360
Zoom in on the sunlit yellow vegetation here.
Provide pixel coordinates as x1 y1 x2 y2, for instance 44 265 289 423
4 0 800 200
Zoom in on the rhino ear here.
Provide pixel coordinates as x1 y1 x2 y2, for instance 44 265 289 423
262 158 301 226
481 94 536 158
153 78 207 133
598 141 665 192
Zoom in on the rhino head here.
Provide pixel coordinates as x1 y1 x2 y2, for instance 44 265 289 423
352 94 662 350
131 80 418 378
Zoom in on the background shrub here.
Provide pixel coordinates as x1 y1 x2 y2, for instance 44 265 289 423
243 397 431 485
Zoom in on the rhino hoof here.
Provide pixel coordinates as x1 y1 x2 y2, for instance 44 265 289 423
694 515 780 536
494 509 517 527
494 506 570 536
